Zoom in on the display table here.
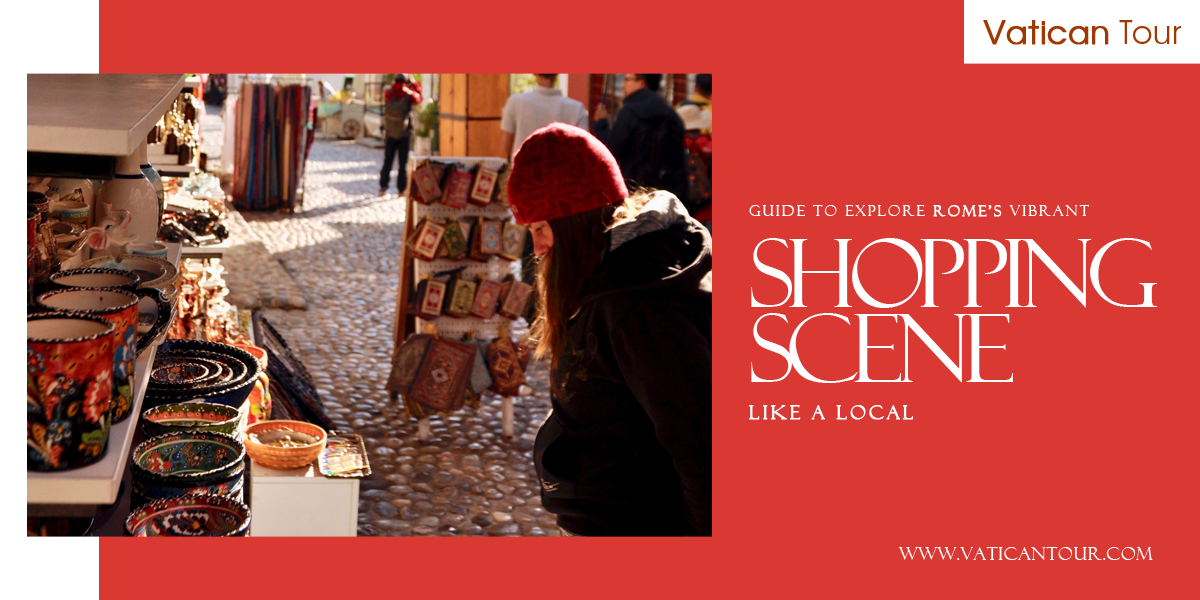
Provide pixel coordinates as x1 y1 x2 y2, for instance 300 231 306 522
27 74 185 156
249 461 359 536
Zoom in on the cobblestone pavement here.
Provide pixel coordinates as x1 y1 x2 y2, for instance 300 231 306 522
212 118 559 535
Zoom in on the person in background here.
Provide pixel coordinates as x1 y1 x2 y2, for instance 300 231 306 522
507 124 712 536
592 74 688 204
500 74 589 160
678 74 712 136
501 74 590 301
379 74 423 196
677 103 712 231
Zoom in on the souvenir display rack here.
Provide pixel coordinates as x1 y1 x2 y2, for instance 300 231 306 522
393 155 525 440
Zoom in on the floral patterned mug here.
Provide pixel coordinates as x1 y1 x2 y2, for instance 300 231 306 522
35 288 146 423
27 313 116 471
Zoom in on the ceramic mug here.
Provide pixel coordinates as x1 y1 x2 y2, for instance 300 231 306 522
27 313 116 471
46 178 96 227
36 288 147 424
50 200 90 225
50 268 142 293
125 241 169 260
80 255 178 298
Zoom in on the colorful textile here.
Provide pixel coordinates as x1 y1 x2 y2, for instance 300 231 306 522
407 338 476 417
232 82 312 212
486 337 525 396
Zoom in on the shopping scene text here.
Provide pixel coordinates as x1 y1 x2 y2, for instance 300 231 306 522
750 238 1156 383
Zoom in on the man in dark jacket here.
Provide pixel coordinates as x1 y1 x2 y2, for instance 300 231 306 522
593 74 689 204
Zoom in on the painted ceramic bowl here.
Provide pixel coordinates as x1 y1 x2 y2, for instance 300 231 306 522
149 354 227 389
80 254 178 293
143 341 260 410
245 420 327 470
140 402 241 438
130 431 245 484
154 341 256 387
132 461 245 508
124 495 250 537
151 360 211 386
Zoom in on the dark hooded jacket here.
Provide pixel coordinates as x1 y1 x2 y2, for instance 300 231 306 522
534 193 712 536
593 88 689 205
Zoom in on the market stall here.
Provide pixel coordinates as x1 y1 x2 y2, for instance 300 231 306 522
27 74 359 537
27 74 185 533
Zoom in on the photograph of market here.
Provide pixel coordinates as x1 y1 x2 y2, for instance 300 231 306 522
27 73 712 537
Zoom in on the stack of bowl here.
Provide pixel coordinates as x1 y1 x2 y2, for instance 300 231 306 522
129 431 247 508
143 340 262 413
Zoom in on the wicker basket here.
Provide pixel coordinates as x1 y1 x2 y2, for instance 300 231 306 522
244 420 327 470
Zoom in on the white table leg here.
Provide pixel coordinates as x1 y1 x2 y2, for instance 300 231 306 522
502 396 514 438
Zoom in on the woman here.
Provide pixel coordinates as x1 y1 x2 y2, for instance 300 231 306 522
507 123 712 536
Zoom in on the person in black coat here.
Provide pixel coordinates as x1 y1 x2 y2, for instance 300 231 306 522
593 74 690 206
506 123 712 536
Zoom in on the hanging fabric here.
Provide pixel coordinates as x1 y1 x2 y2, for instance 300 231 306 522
232 79 312 212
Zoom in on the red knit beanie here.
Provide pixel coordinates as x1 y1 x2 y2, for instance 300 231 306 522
506 123 628 225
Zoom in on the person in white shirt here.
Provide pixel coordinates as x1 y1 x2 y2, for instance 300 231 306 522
501 74 589 159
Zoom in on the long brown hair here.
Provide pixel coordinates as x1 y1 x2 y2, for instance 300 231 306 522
529 192 653 369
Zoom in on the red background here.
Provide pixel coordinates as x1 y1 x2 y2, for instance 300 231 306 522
98 0 1199 596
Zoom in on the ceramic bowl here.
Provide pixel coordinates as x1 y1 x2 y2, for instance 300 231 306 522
130 431 245 484
140 402 241 438
124 495 250 537
153 341 256 387
151 359 210 386
245 420 327 470
149 354 227 389
80 254 177 293
131 462 245 508
143 341 260 410
164 349 246 386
